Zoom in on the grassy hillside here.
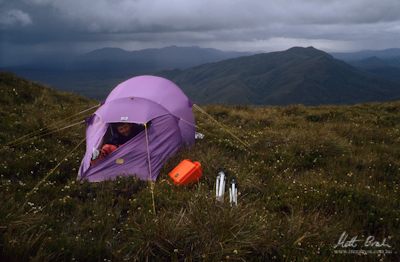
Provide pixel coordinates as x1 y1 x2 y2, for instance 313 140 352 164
0 72 399 261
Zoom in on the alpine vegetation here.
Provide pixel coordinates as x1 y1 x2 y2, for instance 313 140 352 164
0 72 399 260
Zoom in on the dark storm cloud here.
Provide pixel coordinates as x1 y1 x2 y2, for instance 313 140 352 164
1 0 400 65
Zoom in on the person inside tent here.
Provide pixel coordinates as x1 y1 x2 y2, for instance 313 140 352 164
90 122 149 165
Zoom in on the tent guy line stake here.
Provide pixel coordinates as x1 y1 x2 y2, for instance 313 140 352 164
193 104 251 150
6 103 100 147
20 137 86 212
144 123 156 215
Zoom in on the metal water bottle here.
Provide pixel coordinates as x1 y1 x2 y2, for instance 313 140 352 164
229 178 238 206
215 170 226 202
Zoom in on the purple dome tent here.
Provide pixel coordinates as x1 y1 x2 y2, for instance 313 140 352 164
78 75 195 182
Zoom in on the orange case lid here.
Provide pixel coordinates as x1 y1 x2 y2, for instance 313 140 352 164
169 159 202 185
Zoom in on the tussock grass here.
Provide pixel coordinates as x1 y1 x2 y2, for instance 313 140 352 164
0 72 399 261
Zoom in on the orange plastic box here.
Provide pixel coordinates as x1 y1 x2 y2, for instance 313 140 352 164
168 159 202 185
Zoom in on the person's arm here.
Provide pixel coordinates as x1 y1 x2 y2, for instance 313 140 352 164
100 144 118 157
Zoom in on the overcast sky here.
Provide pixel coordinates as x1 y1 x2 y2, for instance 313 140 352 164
1 0 400 65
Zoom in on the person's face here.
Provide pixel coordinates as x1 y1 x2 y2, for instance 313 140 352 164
117 123 133 137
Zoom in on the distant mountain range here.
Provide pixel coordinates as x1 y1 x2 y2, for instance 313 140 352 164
156 47 400 105
348 56 400 82
72 46 251 72
331 48 400 61
3 46 250 98
2 46 400 105
331 49 400 84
